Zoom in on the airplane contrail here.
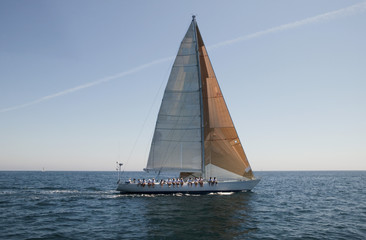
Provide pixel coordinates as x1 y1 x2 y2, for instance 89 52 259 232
1 2 365 113
0 56 174 113
208 1 366 50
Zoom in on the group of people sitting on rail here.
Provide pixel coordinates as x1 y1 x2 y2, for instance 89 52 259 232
126 177 218 187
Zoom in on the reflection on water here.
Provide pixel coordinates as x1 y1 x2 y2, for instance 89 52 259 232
116 192 257 239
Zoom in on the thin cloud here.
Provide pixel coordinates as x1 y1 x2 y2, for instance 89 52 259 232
1 2 366 113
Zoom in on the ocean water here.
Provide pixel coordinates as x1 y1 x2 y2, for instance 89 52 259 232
0 171 365 240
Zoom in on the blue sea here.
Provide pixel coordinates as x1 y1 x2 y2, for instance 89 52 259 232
0 171 365 239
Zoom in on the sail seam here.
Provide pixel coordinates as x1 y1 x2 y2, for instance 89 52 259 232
154 140 201 143
156 127 200 130
165 90 199 93
205 96 223 99
177 53 197 56
172 64 198 67
206 139 240 142
159 114 199 117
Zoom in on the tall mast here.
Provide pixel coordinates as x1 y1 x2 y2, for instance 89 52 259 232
192 15 205 179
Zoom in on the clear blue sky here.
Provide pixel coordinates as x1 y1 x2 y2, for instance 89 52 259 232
1 0 365 171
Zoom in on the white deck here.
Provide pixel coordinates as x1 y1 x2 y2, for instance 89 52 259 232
116 179 260 194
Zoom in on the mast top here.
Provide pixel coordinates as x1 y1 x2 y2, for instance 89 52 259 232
192 15 196 21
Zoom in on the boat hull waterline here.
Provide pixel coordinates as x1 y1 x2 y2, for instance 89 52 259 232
117 179 260 194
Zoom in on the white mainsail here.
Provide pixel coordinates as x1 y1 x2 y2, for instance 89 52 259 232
146 20 202 173
146 17 254 180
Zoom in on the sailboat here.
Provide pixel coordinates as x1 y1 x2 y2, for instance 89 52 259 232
117 16 260 194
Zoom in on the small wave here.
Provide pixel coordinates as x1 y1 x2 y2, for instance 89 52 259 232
0 190 17 195
184 193 201 197
99 193 125 199
41 190 80 194
208 192 234 195
140 194 156 198
92 190 123 199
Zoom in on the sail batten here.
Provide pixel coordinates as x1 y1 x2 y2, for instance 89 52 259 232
156 127 201 130
164 90 199 93
157 140 201 143
173 64 198 67
177 53 197 56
